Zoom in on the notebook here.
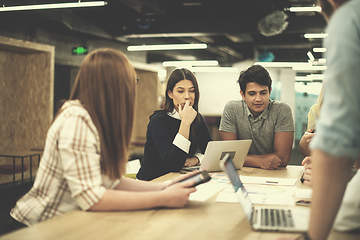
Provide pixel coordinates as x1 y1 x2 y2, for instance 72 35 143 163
183 139 252 172
220 154 310 232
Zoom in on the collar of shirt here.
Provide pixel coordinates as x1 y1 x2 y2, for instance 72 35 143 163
244 99 272 120
167 109 181 120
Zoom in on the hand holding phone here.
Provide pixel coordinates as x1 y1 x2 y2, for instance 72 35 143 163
170 171 211 188
296 200 311 207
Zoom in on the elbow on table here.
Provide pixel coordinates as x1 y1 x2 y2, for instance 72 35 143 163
280 157 290 167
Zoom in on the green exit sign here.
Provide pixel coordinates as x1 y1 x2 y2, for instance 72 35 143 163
72 47 88 55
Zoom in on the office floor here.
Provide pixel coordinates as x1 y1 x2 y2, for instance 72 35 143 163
0 146 304 236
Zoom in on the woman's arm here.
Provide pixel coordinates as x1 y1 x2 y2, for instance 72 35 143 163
299 130 315 157
178 100 197 139
308 149 353 240
89 173 199 211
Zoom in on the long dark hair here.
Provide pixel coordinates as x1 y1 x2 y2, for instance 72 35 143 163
68 48 136 180
151 68 201 139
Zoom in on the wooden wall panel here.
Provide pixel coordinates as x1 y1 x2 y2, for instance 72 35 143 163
0 36 54 152
132 69 159 144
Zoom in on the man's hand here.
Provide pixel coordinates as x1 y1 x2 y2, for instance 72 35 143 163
258 155 282 170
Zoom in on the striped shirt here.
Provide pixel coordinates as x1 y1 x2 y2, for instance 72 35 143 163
11 100 120 226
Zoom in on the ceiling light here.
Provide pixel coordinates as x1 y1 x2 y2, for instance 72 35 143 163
0 1 107 12
304 33 328 39
189 67 238 73
288 6 321 12
292 64 327 71
122 33 209 39
295 76 312 81
295 74 325 81
313 47 326 52
309 74 325 80
307 51 315 62
162 60 218 67
254 62 310 68
127 43 207 51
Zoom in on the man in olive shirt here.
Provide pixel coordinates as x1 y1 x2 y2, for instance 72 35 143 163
219 65 294 170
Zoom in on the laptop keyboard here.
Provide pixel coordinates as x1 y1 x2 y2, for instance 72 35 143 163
260 208 294 228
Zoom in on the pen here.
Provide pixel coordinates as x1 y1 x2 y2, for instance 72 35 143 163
265 181 278 184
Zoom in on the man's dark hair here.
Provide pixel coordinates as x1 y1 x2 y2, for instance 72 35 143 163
237 65 272 94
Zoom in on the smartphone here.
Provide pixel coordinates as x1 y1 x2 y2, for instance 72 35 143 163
172 171 211 188
296 200 311 207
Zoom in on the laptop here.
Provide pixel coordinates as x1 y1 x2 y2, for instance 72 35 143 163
183 139 252 172
220 154 310 232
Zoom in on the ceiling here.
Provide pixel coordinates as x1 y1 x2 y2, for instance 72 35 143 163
0 0 328 66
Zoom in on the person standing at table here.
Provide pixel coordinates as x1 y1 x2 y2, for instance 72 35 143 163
2 49 197 235
219 64 294 170
298 86 359 187
284 0 360 239
136 68 212 181
299 87 323 157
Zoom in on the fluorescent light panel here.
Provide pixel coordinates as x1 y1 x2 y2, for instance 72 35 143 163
292 64 327 71
162 60 218 67
255 62 327 71
127 43 207 51
190 67 238 73
289 6 321 12
0 1 107 11
307 51 315 62
254 62 310 68
304 33 328 39
313 47 326 52
295 74 324 81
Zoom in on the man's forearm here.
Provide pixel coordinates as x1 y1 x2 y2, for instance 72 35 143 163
308 149 353 240
244 152 289 168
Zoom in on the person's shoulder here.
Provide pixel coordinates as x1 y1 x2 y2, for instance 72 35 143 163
336 0 360 18
53 100 96 133
60 100 89 118
327 0 360 34
224 99 243 108
269 100 292 112
150 110 166 119
309 103 318 112
149 110 172 125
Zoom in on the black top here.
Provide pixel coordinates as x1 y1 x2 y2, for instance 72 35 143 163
136 111 212 181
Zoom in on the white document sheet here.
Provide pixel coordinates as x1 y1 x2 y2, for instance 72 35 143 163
240 176 297 186
216 184 295 205
295 188 312 199
189 174 230 201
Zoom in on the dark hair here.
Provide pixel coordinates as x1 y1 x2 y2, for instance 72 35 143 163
67 48 136 180
163 68 200 113
151 68 201 139
237 65 272 94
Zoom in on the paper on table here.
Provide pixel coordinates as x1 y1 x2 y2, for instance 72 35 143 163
215 191 294 205
216 184 295 205
240 176 297 186
188 174 230 201
189 181 229 201
295 188 312 199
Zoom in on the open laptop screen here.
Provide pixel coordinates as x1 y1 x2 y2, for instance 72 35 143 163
222 155 253 222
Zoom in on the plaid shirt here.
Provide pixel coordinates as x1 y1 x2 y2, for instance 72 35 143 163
11 100 120 226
